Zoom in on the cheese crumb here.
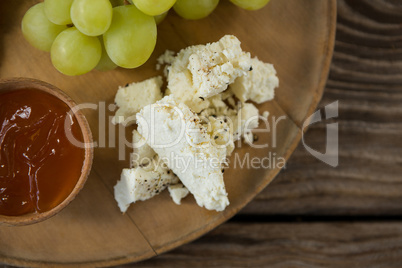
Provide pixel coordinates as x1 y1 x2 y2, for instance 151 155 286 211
188 35 251 98
262 111 269 120
156 50 176 77
205 115 234 163
168 183 189 205
114 157 179 213
234 103 259 142
230 57 279 103
200 97 260 144
167 35 251 112
113 76 163 125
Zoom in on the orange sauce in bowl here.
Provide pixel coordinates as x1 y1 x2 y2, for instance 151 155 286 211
0 89 85 216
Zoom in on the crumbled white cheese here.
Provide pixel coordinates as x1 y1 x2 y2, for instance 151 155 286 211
137 95 229 211
233 103 259 143
200 98 259 144
262 111 269 120
188 35 251 98
113 35 280 213
205 116 234 163
166 45 208 113
113 76 163 125
156 49 176 68
156 49 176 77
168 183 189 205
131 130 156 167
221 89 234 100
227 95 236 108
114 157 179 213
230 57 279 104
167 35 251 112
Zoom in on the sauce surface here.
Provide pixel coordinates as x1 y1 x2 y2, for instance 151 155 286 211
0 89 85 216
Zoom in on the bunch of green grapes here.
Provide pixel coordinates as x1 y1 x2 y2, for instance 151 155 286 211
21 0 163 75
21 0 271 76
172 0 271 20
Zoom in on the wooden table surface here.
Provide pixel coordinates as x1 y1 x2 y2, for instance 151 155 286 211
2 0 402 267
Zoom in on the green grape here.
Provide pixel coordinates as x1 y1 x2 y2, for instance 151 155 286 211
51 27 101 75
132 0 176 16
110 0 125 7
21 3 67 52
173 0 219 20
103 5 157 68
95 37 117 71
154 11 168 25
70 0 113 36
230 0 270 10
44 0 74 25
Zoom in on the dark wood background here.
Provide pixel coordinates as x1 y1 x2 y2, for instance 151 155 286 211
126 0 402 266
2 0 402 267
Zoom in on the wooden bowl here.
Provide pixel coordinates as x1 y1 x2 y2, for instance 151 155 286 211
0 77 93 226
0 0 336 266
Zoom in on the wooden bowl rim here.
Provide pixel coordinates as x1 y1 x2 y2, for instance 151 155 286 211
0 77 94 226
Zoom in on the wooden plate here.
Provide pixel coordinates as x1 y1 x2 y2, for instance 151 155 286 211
0 0 336 266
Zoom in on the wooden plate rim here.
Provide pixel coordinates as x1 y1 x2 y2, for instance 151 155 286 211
0 0 337 266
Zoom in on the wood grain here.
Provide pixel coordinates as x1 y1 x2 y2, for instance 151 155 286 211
129 222 402 268
240 0 402 216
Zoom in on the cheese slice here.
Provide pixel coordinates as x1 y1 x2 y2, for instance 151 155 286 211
230 57 279 104
113 76 163 125
114 156 179 213
167 35 251 112
137 95 229 211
